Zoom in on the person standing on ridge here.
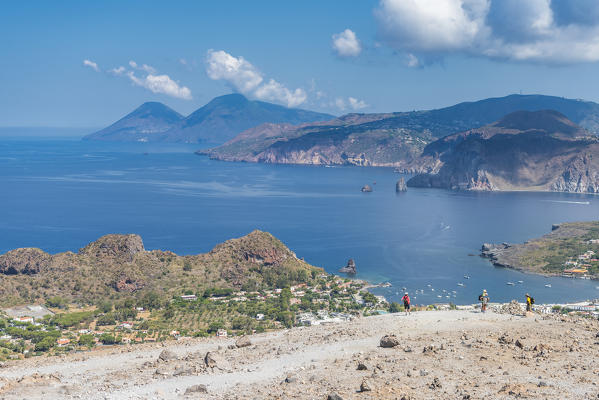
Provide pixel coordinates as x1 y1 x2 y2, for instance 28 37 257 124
479 289 489 313
402 292 411 315
525 293 534 312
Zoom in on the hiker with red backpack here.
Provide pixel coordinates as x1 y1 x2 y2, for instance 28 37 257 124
402 292 411 315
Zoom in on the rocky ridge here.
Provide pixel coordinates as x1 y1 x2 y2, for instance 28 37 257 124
200 94 599 169
0 230 321 307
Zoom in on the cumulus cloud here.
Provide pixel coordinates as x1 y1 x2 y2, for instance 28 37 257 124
83 59 99 72
126 71 192 100
205 50 307 107
375 0 599 64
332 29 362 57
334 96 368 111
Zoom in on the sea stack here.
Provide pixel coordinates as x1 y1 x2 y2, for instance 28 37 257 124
361 185 372 192
396 178 407 192
339 259 357 274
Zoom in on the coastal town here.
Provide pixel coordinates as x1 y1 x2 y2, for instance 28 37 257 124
0 274 394 361
2 272 598 363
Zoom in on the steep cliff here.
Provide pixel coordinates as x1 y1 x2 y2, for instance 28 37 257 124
407 110 599 192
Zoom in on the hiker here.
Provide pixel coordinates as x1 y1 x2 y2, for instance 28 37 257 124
525 293 534 312
402 292 411 315
478 289 489 313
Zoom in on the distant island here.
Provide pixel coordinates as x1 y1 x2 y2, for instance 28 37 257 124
481 221 599 279
199 94 599 171
83 94 333 144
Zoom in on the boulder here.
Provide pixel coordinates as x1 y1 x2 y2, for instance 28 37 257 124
327 393 344 400
360 379 372 392
204 352 231 371
157 349 177 362
235 336 251 348
357 362 368 370
184 384 207 395
380 334 400 348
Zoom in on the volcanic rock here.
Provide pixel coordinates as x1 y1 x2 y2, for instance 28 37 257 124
339 259 357 274
380 334 400 348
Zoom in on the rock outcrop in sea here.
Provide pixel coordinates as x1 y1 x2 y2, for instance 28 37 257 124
395 178 407 192
339 259 357 274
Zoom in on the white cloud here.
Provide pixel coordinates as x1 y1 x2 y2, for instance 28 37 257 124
206 50 263 93
128 60 138 69
333 96 368 111
109 66 126 75
205 50 307 107
126 71 192 100
406 53 420 67
348 97 368 110
254 79 307 108
375 0 599 64
332 29 362 57
83 59 99 72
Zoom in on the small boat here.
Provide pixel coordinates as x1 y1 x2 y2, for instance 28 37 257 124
427 284 432 287
457 283 464 287
464 275 470 279
437 295 442 298
517 280 523 284
544 284 552 288
431 288 435 291
506 282 515 286
595 286 599 290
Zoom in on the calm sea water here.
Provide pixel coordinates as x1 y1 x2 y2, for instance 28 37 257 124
2 137 599 304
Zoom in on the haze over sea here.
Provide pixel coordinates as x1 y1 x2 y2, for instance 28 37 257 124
2 135 599 305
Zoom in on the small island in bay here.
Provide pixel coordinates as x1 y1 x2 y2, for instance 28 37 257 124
481 221 599 279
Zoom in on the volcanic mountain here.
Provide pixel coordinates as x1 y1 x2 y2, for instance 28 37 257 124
84 94 334 144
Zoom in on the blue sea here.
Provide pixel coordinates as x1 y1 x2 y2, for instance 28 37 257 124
2 136 599 305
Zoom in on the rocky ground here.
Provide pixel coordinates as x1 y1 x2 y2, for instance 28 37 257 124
1 309 599 399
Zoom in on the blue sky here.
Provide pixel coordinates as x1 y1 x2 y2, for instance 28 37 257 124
2 0 599 127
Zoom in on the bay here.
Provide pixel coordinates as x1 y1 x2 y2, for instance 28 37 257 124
2 136 599 304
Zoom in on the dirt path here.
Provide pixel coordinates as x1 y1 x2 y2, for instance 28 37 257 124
1 310 598 399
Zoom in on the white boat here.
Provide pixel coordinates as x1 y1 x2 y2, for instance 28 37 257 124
506 282 515 286
457 283 465 287
464 275 470 279
431 288 435 291
544 284 552 288
437 295 442 298
517 280 523 284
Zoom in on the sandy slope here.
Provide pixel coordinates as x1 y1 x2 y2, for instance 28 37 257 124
1 310 599 399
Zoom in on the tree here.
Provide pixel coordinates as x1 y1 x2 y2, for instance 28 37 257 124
98 301 113 314
78 334 95 348
46 296 67 309
279 288 291 311
389 302 403 313
34 336 56 352
99 333 120 345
